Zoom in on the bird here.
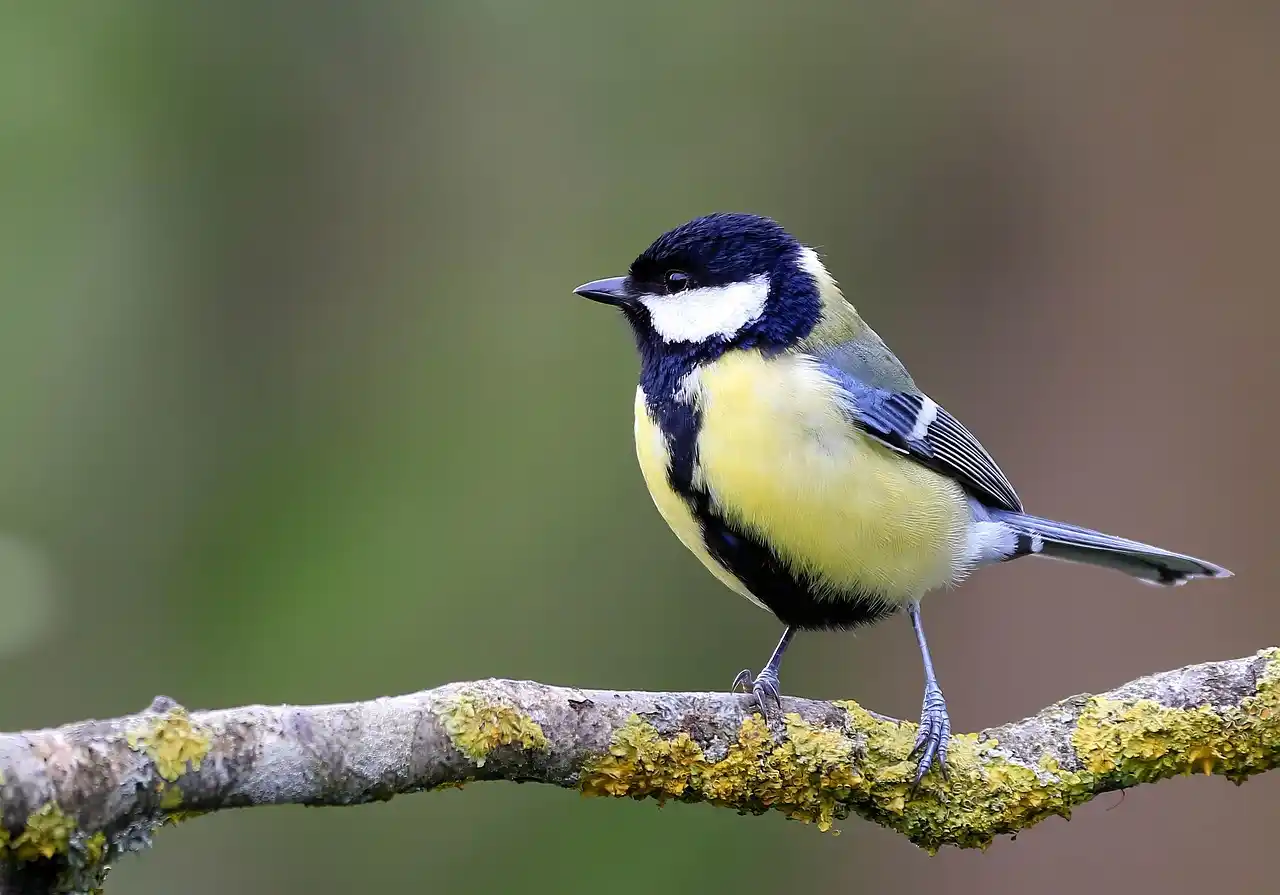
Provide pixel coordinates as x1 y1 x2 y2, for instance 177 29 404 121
573 212 1232 787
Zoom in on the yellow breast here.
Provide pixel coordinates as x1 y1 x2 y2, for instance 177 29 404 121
633 386 766 608
634 350 970 606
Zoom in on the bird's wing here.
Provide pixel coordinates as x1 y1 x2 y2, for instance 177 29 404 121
815 358 1024 513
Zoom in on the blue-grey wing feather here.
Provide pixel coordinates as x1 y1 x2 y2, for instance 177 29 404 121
815 357 1024 513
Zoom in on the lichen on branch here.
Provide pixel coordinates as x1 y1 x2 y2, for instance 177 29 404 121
0 648 1276 894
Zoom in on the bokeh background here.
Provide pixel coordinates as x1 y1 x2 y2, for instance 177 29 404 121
2 3 1277 893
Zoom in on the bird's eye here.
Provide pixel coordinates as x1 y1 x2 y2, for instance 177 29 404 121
664 270 691 294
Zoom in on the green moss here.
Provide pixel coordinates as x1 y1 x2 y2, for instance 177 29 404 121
440 692 549 767
579 652 1280 851
126 707 211 782
11 803 75 862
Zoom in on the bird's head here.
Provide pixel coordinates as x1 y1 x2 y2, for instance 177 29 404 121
575 213 832 362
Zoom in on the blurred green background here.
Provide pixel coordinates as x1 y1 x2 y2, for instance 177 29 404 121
2 3 1277 893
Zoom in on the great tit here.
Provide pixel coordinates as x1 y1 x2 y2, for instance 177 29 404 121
574 212 1232 785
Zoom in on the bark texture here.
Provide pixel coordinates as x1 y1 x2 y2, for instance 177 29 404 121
1 648 1277 894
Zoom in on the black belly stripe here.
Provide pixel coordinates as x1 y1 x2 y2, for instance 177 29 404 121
696 503 899 631
646 377 897 633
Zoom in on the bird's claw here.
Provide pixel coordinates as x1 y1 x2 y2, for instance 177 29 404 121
732 668 783 719
908 682 951 793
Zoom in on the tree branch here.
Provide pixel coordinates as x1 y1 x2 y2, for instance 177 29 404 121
2 648 1277 894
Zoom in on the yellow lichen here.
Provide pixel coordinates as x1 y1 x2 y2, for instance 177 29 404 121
440 692 549 766
126 708 211 782
11 803 75 862
582 717 708 800
429 779 472 791
582 711 873 833
833 702 1094 851
158 782 184 811
581 701 1098 849
82 831 107 865
1073 647 1280 786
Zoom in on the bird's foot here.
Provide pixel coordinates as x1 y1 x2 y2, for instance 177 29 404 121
908 681 951 791
732 667 783 719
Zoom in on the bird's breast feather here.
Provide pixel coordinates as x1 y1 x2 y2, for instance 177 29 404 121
688 351 970 597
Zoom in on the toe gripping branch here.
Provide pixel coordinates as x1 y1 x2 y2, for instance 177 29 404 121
733 626 795 716
910 680 951 790
732 614 953 790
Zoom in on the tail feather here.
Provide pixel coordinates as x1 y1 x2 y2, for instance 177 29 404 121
989 509 1233 586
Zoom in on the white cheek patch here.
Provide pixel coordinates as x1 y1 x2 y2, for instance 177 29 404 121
638 275 771 344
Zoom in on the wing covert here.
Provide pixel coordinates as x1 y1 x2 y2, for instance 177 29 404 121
818 361 1024 513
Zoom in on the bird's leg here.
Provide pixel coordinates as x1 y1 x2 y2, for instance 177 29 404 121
732 626 795 716
906 602 951 789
